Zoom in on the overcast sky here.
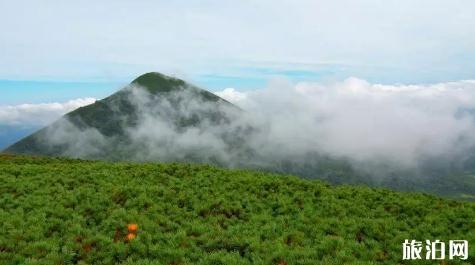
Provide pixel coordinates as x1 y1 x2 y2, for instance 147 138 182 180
1 0 474 85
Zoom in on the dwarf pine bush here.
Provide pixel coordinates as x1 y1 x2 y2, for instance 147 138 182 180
0 154 474 264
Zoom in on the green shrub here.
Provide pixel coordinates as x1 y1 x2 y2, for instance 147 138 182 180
0 154 473 264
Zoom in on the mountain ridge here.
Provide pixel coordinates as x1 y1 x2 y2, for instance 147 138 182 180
4 72 237 156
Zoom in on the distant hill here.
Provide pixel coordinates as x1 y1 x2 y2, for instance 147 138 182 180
0 154 473 264
4 72 243 161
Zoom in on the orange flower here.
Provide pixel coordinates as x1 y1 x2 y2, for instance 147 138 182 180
128 223 138 233
125 233 136 241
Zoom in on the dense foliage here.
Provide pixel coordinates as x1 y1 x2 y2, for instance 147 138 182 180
0 154 474 265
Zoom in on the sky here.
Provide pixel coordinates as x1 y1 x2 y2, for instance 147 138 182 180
1 0 475 148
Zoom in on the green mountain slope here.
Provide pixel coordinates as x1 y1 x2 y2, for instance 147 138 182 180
0 154 474 264
4 72 238 159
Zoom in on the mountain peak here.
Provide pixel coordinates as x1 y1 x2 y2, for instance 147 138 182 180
131 72 187 93
4 71 237 156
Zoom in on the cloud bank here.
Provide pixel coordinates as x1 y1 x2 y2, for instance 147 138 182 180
217 78 475 169
0 98 96 126
1 1 475 83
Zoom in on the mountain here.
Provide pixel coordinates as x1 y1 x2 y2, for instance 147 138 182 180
1 154 474 264
4 72 244 161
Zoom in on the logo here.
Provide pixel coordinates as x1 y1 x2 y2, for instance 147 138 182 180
402 239 468 260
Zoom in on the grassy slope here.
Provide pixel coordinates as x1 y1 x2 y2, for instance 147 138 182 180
0 154 474 265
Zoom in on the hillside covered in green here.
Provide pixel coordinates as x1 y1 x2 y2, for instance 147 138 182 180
4 72 237 158
0 154 474 264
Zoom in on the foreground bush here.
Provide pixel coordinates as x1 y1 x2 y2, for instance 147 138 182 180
0 154 473 264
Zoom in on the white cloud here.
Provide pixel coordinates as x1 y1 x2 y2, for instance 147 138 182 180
0 1 474 81
215 88 247 103
216 78 475 167
0 98 96 126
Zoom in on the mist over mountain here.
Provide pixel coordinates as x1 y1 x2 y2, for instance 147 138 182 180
5 72 475 199
5 73 240 159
